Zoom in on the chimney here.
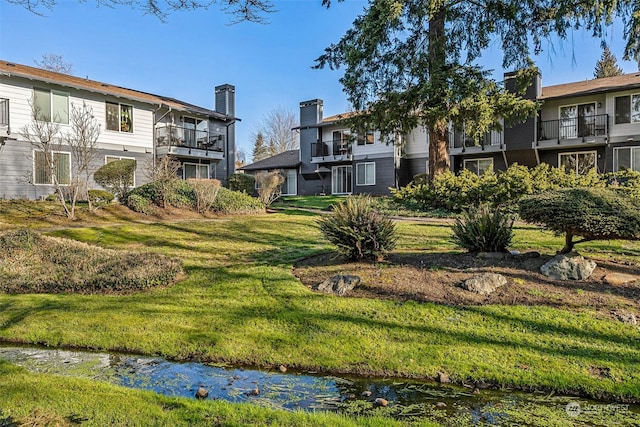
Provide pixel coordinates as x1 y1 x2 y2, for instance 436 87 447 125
298 99 323 175
215 84 236 179
215 84 235 116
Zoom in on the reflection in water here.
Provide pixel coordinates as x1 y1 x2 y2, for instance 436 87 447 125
1 346 638 424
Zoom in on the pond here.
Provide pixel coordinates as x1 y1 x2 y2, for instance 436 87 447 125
1 345 639 425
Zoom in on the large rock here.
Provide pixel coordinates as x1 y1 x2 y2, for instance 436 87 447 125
315 275 361 296
460 273 507 295
540 253 596 280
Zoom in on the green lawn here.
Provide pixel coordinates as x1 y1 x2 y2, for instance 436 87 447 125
1 205 639 424
274 195 346 210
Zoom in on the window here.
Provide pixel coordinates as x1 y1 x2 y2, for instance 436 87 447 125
463 158 493 176
282 169 297 195
184 163 209 179
614 147 640 172
356 130 375 145
33 88 69 124
105 156 136 186
106 102 133 132
559 151 596 175
356 162 375 186
559 103 596 139
615 94 640 124
332 130 352 154
34 151 70 185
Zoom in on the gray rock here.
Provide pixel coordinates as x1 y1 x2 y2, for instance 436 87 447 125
540 253 596 280
477 252 506 260
315 275 361 296
195 387 208 399
617 311 638 325
460 273 507 295
511 251 541 259
362 390 372 397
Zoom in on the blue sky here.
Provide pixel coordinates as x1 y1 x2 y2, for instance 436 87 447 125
1 0 638 161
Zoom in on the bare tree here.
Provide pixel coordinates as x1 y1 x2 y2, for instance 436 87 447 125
251 106 299 158
255 170 284 206
145 155 181 208
34 54 74 74
11 0 275 23
21 99 72 216
66 101 101 212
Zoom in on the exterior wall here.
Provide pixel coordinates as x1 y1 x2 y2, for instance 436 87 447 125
604 88 640 142
537 146 606 173
299 100 322 176
353 156 396 195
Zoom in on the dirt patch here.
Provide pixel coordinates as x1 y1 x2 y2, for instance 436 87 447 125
293 251 640 321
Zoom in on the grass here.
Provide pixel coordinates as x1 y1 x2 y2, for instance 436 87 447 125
275 195 346 210
1 201 640 424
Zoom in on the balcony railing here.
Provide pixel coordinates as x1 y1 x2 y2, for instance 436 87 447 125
0 98 9 130
156 125 224 152
449 129 503 150
311 140 353 159
538 114 608 142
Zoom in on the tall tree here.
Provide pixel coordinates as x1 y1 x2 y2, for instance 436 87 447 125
317 0 640 181
11 0 274 22
594 46 624 78
252 132 269 162
251 106 299 157
34 53 74 74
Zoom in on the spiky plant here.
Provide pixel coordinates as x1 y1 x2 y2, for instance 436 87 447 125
452 204 514 252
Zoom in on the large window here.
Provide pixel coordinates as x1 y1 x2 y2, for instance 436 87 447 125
559 151 596 175
33 88 69 124
463 158 493 176
356 130 375 145
332 165 352 195
34 151 70 185
282 169 297 195
559 103 596 139
105 156 136 187
184 163 209 179
615 94 640 124
106 102 134 133
356 162 375 186
614 147 640 172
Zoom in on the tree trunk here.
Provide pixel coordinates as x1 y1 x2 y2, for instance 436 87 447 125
427 7 450 181
559 232 574 254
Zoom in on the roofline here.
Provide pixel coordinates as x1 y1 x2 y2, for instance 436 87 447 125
540 82 640 101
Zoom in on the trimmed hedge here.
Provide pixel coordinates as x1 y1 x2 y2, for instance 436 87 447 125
391 164 640 212
227 173 255 194
94 159 137 200
211 187 265 214
0 229 182 294
519 187 640 253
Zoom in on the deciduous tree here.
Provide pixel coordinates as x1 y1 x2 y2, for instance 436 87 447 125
251 106 299 159
34 53 73 74
317 0 640 181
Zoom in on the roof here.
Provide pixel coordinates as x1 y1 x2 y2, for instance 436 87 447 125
0 60 237 121
540 72 640 100
240 150 300 171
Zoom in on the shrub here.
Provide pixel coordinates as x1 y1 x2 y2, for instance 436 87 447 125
210 187 265 214
0 229 181 294
189 178 221 213
126 194 156 215
451 205 514 252
318 195 397 261
165 179 194 208
87 189 114 208
256 170 285 206
228 173 255 194
93 159 137 200
519 187 640 253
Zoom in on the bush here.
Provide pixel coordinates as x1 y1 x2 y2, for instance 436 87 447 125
94 159 137 200
256 170 285 206
228 173 255 194
0 229 181 294
126 194 156 215
451 205 514 252
318 195 398 261
519 187 640 253
189 178 221 213
88 189 114 208
210 187 265 214
165 179 194 208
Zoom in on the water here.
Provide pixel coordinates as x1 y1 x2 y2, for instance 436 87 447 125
1 345 639 424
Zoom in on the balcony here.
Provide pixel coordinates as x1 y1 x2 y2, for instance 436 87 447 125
537 114 608 149
310 140 353 163
0 98 9 137
449 129 503 155
155 124 224 160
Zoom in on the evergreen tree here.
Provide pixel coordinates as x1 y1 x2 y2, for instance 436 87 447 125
594 46 624 78
252 132 269 162
318 0 640 181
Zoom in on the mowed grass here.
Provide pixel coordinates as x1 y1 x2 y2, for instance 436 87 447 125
0 212 639 405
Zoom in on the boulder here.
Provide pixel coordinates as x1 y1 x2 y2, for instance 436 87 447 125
459 273 507 295
603 273 637 286
195 387 208 399
374 398 389 407
315 275 361 296
540 253 596 280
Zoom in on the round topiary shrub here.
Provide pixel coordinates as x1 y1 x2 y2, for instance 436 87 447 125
318 195 397 261
519 187 640 253
451 204 514 252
